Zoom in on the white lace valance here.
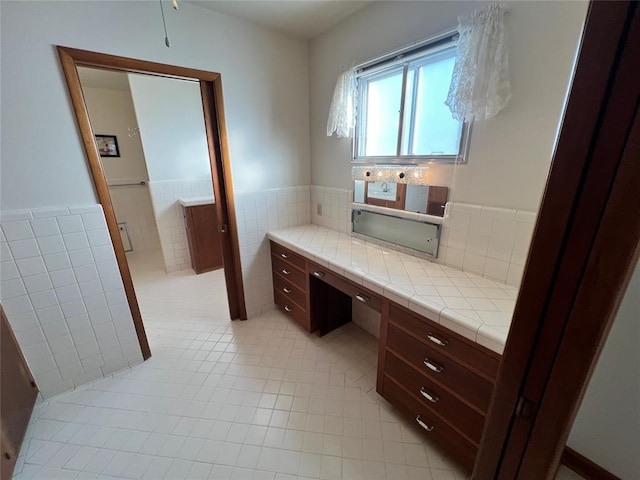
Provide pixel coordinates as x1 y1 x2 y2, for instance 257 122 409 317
326 68 357 138
446 3 511 122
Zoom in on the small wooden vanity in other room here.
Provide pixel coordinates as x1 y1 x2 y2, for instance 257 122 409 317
180 199 223 274
270 237 501 471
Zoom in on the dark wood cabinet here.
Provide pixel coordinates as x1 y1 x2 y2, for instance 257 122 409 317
184 203 223 274
269 239 500 472
378 302 501 471
270 241 312 331
1 306 38 479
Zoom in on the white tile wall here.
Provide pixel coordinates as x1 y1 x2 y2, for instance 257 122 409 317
439 203 537 287
309 187 535 288
310 186 352 234
0 205 143 398
235 186 310 318
148 178 214 273
109 183 161 254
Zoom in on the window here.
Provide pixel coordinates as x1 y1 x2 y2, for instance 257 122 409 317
354 37 470 163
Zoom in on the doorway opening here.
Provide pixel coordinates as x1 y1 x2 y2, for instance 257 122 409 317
58 47 248 360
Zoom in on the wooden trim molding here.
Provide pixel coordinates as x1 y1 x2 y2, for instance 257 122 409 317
200 81 247 319
56 46 220 82
57 47 151 360
57 47 249 361
561 448 621 480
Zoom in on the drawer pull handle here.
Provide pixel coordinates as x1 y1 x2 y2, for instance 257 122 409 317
283 287 292 294
355 293 369 303
282 268 291 275
423 358 444 373
312 271 325 278
426 333 448 347
416 415 434 432
280 253 289 259
419 387 439 404
284 305 293 312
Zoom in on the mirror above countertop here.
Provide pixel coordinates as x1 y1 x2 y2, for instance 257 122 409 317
352 165 449 217
354 180 448 216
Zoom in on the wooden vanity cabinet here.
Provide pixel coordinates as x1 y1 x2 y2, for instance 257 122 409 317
269 239 501 471
270 242 382 335
184 204 223 274
378 303 501 471
270 241 312 331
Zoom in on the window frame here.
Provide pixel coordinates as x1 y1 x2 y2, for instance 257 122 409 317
352 35 472 165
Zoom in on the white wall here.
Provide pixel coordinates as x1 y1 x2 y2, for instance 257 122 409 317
128 74 212 182
568 261 640 479
309 0 588 212
0 0 310 211
81 83 161 254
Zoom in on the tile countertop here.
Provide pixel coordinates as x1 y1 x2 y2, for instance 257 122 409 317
268 224 517 355
178 197 215 207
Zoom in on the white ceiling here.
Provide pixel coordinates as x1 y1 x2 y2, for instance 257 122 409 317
78 67 130 91
189 0 371 39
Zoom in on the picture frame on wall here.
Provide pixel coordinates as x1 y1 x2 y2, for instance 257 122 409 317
95 134 120 157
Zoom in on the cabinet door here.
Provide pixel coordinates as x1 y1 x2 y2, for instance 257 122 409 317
1 306 38 479
185 204 223 274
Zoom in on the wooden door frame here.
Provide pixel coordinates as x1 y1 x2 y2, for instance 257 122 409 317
474 1 639 478
57 47 248 360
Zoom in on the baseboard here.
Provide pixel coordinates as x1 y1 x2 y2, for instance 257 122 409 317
562 447 620 480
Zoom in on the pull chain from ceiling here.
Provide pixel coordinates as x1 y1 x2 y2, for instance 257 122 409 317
159 0 178 48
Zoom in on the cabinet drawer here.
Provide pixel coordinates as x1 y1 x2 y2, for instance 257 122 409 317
389 304 500 379
382 375 477 472
272 256 307 291
307 262 382 313
384 351 485 444
386 324 494 413
273 274 307 310
274 288 308 329
270 241 306 271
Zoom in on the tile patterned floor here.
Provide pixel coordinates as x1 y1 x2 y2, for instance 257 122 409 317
12 250 582 480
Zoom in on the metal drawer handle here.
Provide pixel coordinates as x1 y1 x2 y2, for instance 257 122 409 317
282 268 291 275
283 287 292 294
426 333 449 347
423 358 444 373
419 387 439 404
355 293 369 303
280 252 289 259
416 415 434 432
312 271 325 278
284 305 293 312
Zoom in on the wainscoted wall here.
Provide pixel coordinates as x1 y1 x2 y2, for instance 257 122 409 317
0 205 143 398
310 185 352 234
235 186 311 318
439 203 536 287
147 178 214 273
309 187 536 288
109 184 160 254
